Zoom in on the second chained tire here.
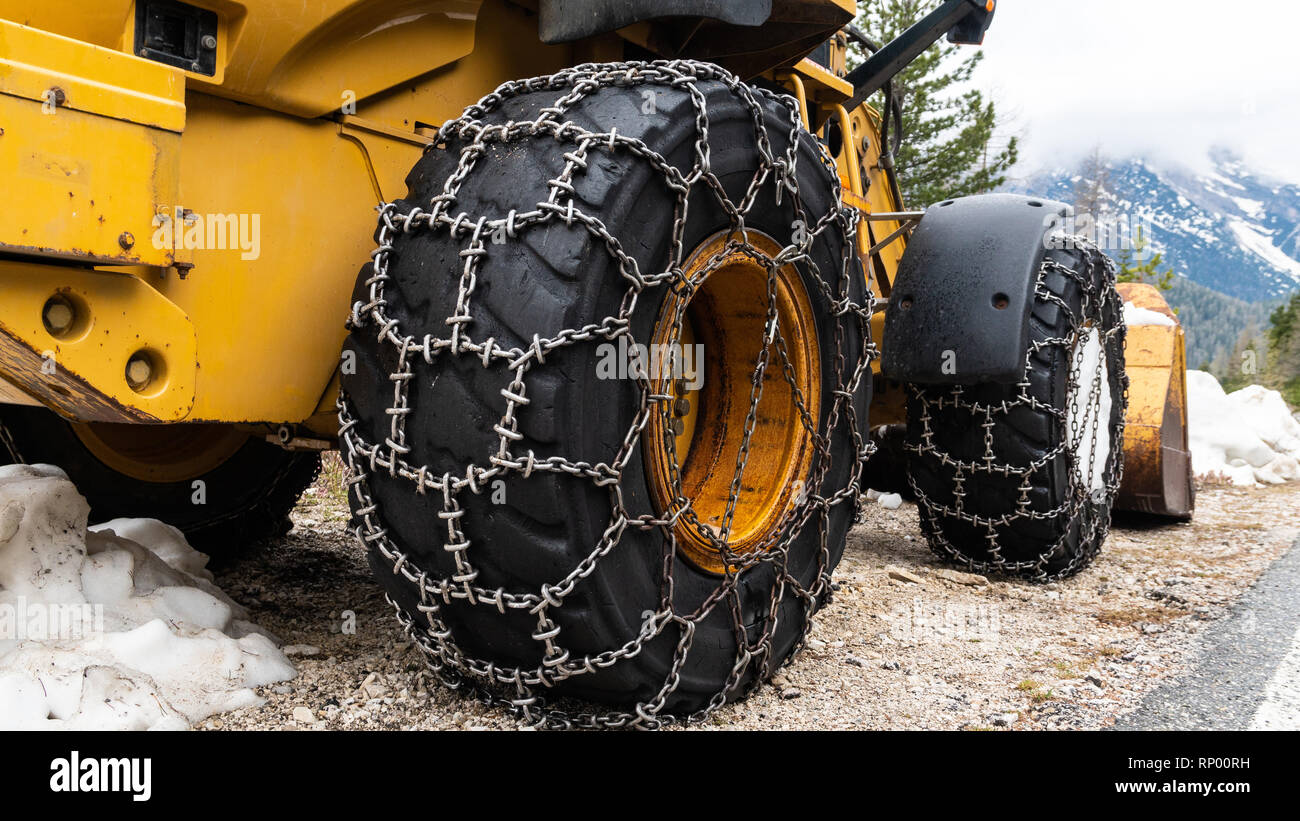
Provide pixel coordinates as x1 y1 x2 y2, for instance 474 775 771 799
904 243 1126 580
341 64 870 723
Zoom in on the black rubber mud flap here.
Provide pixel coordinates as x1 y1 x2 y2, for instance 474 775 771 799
881 193 1071 385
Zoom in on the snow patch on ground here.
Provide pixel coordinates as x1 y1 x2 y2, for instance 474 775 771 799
1186 371 1300 487
0 464 294 729
864 489 903 510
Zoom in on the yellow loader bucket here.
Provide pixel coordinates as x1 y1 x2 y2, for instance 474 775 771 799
1115 282 1194 519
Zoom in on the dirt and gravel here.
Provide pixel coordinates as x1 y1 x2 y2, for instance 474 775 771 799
200 455 1300 730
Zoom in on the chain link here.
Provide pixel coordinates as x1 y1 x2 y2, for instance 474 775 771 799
338 60 875 728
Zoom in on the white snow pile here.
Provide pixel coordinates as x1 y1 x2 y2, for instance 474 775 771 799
0 464 294 729
1122 301 1176 327
1186 370 1300 487
864 488 903 510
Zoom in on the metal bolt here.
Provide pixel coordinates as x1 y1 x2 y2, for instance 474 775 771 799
42 296 75 336
669 418 685 437
118 231 135 250
673 397 691 417
201 34 217 50
46 87 66 106
125 353 154 391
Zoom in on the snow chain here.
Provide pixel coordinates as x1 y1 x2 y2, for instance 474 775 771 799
905 244 1129 581
338 61 875 728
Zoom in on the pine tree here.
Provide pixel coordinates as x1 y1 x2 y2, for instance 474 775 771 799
1264 292 1300 407
851 0 1018 206
1116 225 1174 292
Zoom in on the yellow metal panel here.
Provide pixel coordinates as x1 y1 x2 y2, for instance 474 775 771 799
148 91 422 423
0 19 185 131
1115 282 1193 517
0 19 184 266
793 57 852 100
1 0 480 121
0 94 182 266
0 1 136 51
0 260 196 421
4 1 571 425
353 0 570 138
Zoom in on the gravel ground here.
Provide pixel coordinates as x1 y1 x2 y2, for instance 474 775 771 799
201 455 1300 731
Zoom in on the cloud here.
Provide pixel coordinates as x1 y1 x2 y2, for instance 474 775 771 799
973 0 1300 179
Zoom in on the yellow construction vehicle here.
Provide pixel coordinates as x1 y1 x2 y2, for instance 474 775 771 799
0 0 1192 725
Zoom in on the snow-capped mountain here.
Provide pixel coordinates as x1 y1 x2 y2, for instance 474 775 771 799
1009 149 1300 302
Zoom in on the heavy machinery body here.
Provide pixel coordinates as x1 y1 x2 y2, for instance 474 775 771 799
0 0 1202 723
0 1 1192 533
0 0 894 433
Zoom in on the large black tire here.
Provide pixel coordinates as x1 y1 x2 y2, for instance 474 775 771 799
0 406 319 551
341 63 870 725
904 243 1126 580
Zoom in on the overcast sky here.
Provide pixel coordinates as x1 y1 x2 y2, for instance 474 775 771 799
971 0 1300 181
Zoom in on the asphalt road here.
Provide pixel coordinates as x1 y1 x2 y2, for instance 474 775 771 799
1115 537 1300 730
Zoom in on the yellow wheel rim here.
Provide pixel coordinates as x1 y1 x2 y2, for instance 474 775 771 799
644 231 821 575
71 422 250 484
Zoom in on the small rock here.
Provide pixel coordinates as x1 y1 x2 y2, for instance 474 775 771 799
1084 670 1104 688
990 712 1018 727
886 564 924 585
877 493 903 510
283 644 321 657
845 655 870 668
934 568 988 587
806 638 827 651
881 660 901 671
1140 622 1166 634
780 687 802 700
291 706 317 725
1146 588 1188 605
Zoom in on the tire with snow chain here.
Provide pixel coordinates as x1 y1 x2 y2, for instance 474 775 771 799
903 243 1126 581
340 62 871 726
0 406 320 552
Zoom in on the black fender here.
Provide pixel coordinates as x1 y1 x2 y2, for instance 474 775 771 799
539 0 771 44
881 193 1072 385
